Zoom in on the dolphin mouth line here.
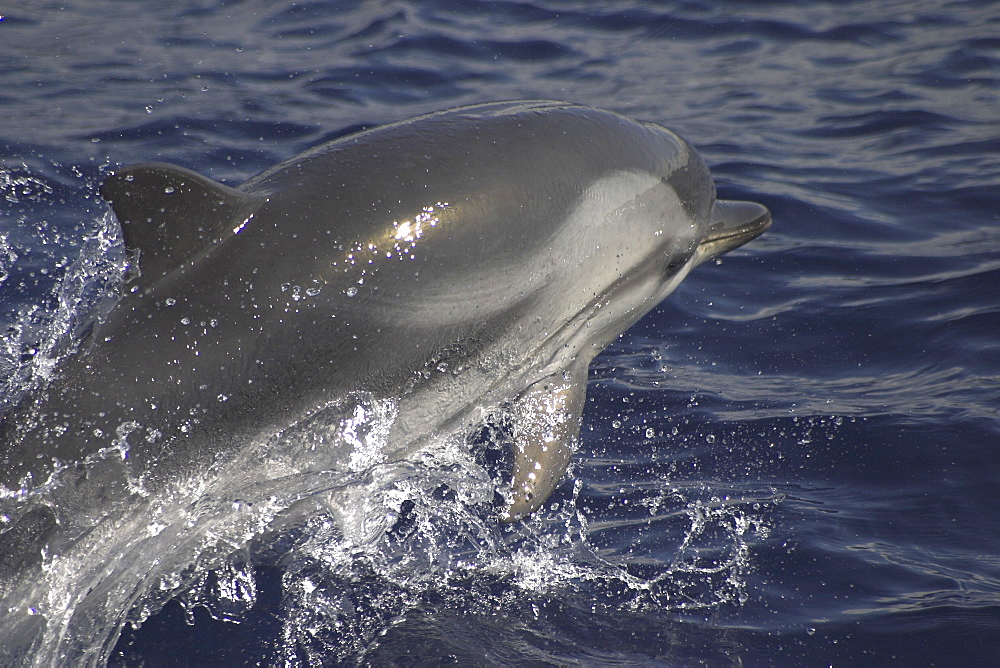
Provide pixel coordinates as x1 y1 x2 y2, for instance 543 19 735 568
701 219 767 247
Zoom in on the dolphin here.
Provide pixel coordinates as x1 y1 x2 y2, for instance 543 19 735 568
0 100 768 661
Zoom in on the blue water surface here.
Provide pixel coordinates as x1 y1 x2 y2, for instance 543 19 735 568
2 1 998 665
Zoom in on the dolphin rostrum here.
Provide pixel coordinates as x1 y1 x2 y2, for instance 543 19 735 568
0 101 768 660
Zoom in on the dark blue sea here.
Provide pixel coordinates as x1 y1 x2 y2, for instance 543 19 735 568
2 1 998 665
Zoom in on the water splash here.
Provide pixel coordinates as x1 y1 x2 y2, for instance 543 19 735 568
125 434 779 665
0 165 125 411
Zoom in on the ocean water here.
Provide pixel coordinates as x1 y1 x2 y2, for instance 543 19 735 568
2 0 998 665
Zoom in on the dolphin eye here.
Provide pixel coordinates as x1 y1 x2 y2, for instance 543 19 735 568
665 257 685 274
664 251 695 277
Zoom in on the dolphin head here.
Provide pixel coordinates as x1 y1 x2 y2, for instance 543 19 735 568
496 115 770 520
501 196 770 521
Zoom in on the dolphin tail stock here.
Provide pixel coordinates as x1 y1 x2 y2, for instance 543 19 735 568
100 163 264 292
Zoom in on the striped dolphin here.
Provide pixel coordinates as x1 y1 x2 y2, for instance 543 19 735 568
1 101 769 662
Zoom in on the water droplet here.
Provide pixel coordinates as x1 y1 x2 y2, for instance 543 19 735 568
345 287 358 297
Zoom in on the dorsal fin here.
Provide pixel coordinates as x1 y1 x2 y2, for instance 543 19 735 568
99 162 263 290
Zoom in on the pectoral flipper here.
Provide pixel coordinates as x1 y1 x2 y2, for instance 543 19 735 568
502 365 588 522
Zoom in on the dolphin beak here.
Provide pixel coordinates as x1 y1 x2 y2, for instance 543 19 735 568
695 200 771 266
